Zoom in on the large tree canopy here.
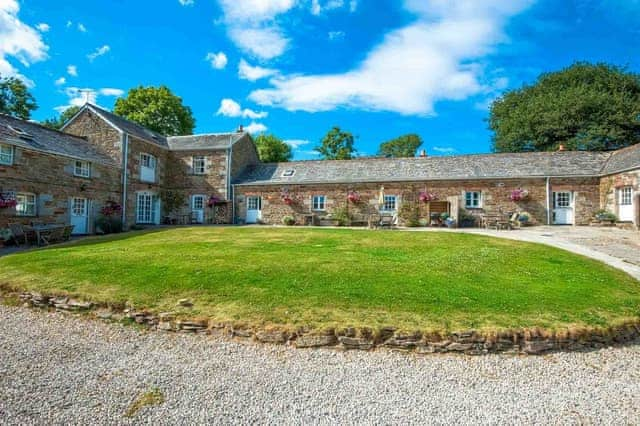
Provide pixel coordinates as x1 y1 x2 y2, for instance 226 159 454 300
254 134 292 162
315 126 356 160
378 133 423 157
489 62 640 152
114 86 195 136
0 76 37 120
41 106 81 130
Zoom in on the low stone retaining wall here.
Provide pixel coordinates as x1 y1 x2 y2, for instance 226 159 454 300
10 291 640 355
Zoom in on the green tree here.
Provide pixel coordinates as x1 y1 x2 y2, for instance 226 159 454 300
41 106 81 130
489 62 640 152
378 133 423 157
254 134 292 162
113 86 195 136
315 126 356 160
0 76 37 120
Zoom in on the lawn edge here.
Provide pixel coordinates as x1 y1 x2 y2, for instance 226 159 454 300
4 287 639 356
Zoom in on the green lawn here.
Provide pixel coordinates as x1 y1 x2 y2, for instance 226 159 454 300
1 227 639 333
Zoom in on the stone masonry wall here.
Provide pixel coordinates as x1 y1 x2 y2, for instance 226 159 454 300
230 134 259 180
600 170 640 227
63 109 123 165
235 177 601 226
0 147 121 230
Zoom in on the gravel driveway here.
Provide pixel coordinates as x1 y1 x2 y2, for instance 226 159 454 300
1 305 639 424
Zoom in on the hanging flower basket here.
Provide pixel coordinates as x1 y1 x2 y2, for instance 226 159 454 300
100 200 122 217
347 191 360 203
283 196 294 205
510 189 529 201
419 191 437 203
207 196 221 207
0 192 17 209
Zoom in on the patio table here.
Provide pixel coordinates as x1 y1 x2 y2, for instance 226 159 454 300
27 224 65 247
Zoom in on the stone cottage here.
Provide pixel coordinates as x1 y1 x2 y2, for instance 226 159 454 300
0 103 638 233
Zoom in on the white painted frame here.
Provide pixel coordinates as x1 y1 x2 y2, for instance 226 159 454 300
0 143 13 165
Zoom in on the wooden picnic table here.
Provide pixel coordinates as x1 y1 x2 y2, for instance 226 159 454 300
26 224 65 246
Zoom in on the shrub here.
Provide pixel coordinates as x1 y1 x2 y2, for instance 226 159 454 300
282 215 296 226
594 209 617 222
332 207 350 226
458 210 476 227
95 216 123 234
399 202 420 227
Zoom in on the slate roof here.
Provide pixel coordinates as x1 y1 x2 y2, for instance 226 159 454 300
83 104 169 148
0 114 117 166
602 143 640 175
234 151 616 186
167 133 245 150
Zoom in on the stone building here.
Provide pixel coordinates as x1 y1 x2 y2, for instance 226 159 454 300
1 103 638 233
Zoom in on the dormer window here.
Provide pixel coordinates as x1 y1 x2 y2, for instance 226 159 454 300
140 153 157 183
192 156 206 175
74 160 91 178
0 143 13 165
281 169 295 177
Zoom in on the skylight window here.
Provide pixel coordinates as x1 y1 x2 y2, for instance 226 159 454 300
281 169 295 177
7 125 33 140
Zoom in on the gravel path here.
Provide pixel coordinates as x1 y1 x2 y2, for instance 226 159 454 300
1 305 640 424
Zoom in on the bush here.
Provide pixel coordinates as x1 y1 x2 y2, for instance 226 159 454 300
282 215 296 226
332 207 350 226
399 202 420 227
594 209 617 222
95 216 123 234
458 210 476 227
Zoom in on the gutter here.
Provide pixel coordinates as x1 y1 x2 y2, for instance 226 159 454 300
122 133 129 226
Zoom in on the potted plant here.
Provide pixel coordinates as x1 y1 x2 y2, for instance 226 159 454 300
419 191 437 203
510 188 529 201
418 218 429 227
282 215 295 226
207 196 221 207
594 209 617 223
0 192 17 209
440 212 451 227
517 212 531 225
458 210 476 228
347 191 360 203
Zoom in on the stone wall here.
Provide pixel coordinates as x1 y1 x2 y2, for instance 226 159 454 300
234 177 601 226
0 147 121 230
63 109 123 164
230 134 259 180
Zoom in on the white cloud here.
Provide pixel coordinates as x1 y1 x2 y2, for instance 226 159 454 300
283 139 310 149
55 86 123 112
54 76 66 86
77 23 87 32
249 0 532 115
432 146 457 154
244 121 268 134
179 0 195 5
36 23 50 32
328 30 345 41
311 0 345 15
238 58 278 81
66 20 73 28
218 0 295 59
217 98 268 119
87 45 110 61
205 51 228 69
66 64 77 76
0 0 48 82
311 0 321 15
349 0 357 12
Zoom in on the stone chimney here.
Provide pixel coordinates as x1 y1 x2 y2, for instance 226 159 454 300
558 144 566 152
419 149 427 157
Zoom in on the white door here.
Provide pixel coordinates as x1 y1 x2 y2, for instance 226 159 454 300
246 196 262 224
137 192 160 225
191 195 205 224
553 191 574 225
70 197 88 234
619 187 634 222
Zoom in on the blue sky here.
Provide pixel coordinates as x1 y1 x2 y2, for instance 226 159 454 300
2 0 639 159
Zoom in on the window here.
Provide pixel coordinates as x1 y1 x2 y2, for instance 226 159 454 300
382 195 397 212
281 169 295 177
192 156 206 175
312 195 326 211
136 192 158 224
74 161 91 178
554 192 571 208
140 153 156 182
16 193 36 216
247 196 261 211
620 187 632 205
192 195 205 210
465 191 482 208
0 143 13 165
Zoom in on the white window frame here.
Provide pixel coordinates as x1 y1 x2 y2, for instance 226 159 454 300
136 192 158 224
192 156 206 175
140 153 157 183
620 187 632 206
312 195 326 211
74 160 91 178
465 191 482 208
381 195 398 212
0 143 13 165
16 192 36 217
192 194 205 210
247 196 261 211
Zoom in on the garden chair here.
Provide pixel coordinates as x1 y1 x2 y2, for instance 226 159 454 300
62 225 75 241
508 212 521 230
379 214 396 229
8 223 28 246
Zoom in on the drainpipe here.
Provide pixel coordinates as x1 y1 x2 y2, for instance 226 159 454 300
545 177 551 225
227 136 234 224
121 133 129 226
